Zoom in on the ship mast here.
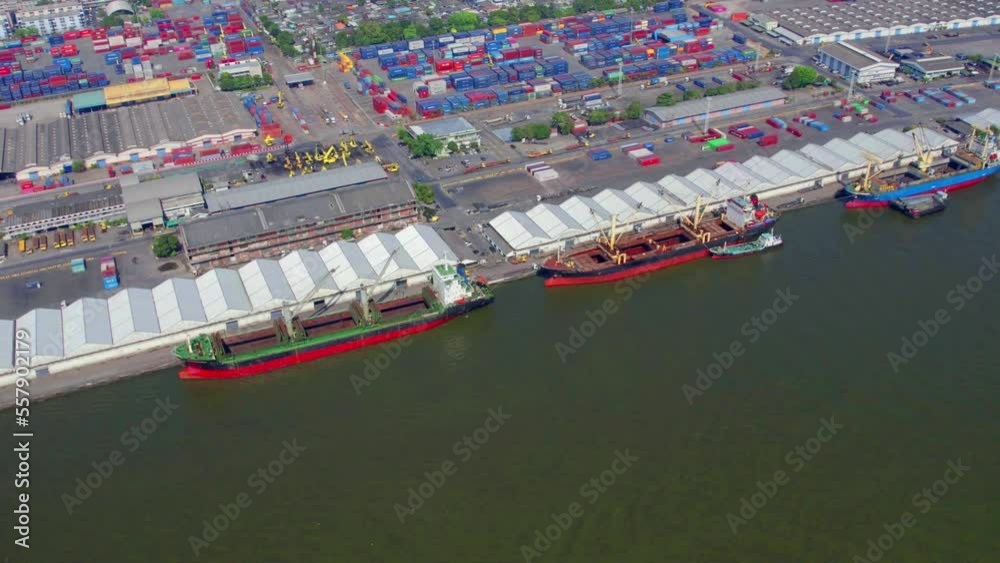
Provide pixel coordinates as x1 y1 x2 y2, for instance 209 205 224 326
596 214 627 265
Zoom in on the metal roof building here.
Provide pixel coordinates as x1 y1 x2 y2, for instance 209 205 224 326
818 42 899 84
901 56 965 80
407 117 478 139
641 88 787 128
2 90 256 181
0 226 467 374
769 0 1000 45
152 278 208 332
960 108 1000 130
63 298 113 357
15 309 63 363
239 259 297 311
109 288 161 344
487 125 961 256
203 163 388 212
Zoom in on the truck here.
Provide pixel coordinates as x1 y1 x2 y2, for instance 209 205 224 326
732 33 747 45
757 134 779 147
693 79 707 89
101 255 119 289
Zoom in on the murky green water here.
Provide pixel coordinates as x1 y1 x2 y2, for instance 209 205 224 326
5 180 999 562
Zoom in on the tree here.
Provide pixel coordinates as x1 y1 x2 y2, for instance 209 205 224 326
783 66 819 90
551 112 575 135
591 76 607 88
656 92 677 106
625 101 643 120
100 15 124 27
488 10 510 26
152 234 181 258
587 109 612 125
683 89 703 101
511 123 551 141
149 8 165 18
447 141 459 154
413 182 435 205
447 12 480 32
71 160 85 173
14 26 40 38
469 142 479 150
340 228 354 240
402 133 443 158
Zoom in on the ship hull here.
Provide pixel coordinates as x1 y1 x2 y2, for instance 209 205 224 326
178 296 493 380
844 166 999 208
540 219 775 287
710 242 783 260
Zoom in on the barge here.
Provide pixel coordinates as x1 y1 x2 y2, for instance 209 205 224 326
539 196 778 287
891 192 948 218
175 264 493 379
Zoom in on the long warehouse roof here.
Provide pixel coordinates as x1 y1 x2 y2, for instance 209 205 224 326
0 91 256 174
2 225 458 371
489 126 957 252
203 162 389 212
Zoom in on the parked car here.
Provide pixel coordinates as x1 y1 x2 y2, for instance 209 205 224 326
25 281 41 290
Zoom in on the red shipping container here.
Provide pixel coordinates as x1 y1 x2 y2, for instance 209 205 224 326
695 27 710 36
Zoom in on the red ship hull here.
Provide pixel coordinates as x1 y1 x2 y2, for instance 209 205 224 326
542 249 710 287
179 316 452 380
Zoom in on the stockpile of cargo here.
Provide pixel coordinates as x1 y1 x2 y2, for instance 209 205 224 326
356 69 386 95
920 88 961 108
374 91 411 116
242 94 275 129
628 148 660 166
0 56 108 101
904 90 926 103
943 86 976 105
729 123 763 140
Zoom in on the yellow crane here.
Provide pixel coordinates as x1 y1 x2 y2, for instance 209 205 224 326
340 150 348 167
294 152 303 170
363 140 375 154
265 152 275 163
383 162 399 173
264 135 275 147
276 91 286 109
911 128 934 172
322 145 338 163
340 140 350 153
348 135 358 148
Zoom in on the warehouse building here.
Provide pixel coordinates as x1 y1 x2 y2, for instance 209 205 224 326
818 42 899 84
641 87 787 129
204 163 388 213
770 0 1000 45
1 88 255 181
219 59 264 79
122 173 205 232
901 56 965 80
959 107 1000 130
0 225 460 378
486 126 957 257
3 189 125 237
182 179 418 271
406 117 480 155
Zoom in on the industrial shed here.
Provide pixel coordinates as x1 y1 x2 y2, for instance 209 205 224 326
62 298 113 357
901 57 966 80
238 260 297 311
15 309 63 364
960 108 1000 130
0 225 466 375
2 89 256 181
204 162 388 212
152 278 208 332
487 125 960 256
641 88 787 129
109 288 161 344
122 173 205 231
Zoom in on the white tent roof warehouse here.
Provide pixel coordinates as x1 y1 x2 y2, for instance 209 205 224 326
0 225 468 374
487 124 962 255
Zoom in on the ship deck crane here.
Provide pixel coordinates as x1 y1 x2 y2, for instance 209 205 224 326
595 213 627 265
911 127 934 172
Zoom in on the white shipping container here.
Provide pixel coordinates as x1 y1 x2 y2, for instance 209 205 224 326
628 148 653 159
469 35 485 44
534 84 552 93
529 166 552 175
377 47 393 55
408 39 425 50
456 37 472 45
109 36 126 47
125 37 142 47
428 83 447 95
133 64 143 76
144 69 154 80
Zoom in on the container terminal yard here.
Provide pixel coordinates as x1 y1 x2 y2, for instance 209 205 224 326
0 0 998 399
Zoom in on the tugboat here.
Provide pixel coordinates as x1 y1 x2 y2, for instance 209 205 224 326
710 231 784 260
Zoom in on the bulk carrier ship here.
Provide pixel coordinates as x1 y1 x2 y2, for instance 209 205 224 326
175 264 493 379
539 195 778 287
844 127 1000 208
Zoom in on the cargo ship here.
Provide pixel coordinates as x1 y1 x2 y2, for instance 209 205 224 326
710 230 783 259
539 195 778 287
844 128 999 208
175 264 493 379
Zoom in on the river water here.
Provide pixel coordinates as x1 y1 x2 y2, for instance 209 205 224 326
5 179 1000 562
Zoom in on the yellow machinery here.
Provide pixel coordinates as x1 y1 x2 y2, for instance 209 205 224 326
266 152 276 163
911 129 933 172
294 152 303 170
264 135 275 147
348 135 358 148
322 145 338 164
341 150 348 167
337 52 354 73
57 191 75 199
363 140 375 154
383 162 399 173
276 91 286 109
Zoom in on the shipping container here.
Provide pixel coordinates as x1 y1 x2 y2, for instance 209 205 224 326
757 134 778 147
